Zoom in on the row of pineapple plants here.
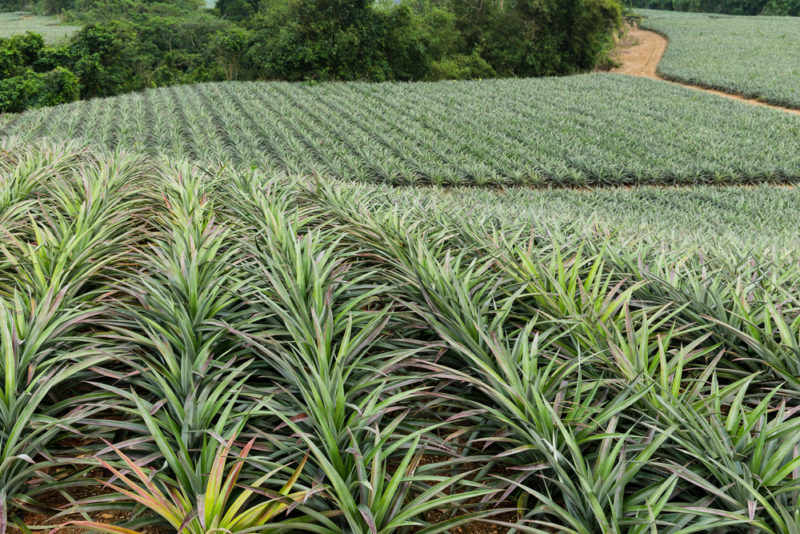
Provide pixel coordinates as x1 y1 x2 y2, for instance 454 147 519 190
2 139 800 533
5 75 800 187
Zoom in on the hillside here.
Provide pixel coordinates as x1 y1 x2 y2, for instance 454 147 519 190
4 5 800 534
4 74 800 186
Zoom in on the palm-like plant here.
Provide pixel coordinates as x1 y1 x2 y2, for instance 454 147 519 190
0 146 148 532
3 140 800 534
61 435 310 534
0 292 109 533
219 177 502 532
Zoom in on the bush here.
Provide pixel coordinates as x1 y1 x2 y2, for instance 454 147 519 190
217 0 257 20
428 50 496 80
762 0 800 14
68 23 137 97
0 32 45 79
34 65 79 105
209 25 251 80
381 3 465 80
448 0 622 77
0 66 78 112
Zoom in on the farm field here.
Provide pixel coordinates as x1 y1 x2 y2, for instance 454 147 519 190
4 75 800 186
3 5 800 532
638 9 800 108
3 137 800 534
0 12 80 44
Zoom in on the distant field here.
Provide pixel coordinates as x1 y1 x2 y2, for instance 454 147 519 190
638 9 800 108
4 74 800 187
0 12 80 44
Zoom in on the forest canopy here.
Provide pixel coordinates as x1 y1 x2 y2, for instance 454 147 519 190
0 0 623 111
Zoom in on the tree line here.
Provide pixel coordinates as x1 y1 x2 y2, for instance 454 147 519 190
0 0 623 112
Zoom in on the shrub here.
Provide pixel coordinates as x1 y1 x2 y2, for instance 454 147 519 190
428 50 495 80
0 66 78 112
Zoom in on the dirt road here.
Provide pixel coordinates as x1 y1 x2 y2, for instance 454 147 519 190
612 27 800 116
612 27 667 78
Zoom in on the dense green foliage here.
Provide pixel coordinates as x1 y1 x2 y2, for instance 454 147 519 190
639 9 800 108
3 138 800 533
4 75 800 186
0 0 203 14
0 1 240 111
0 0 623 112
239 0 622 81
629 0 799 16
0 32 79 111
3 6 800 531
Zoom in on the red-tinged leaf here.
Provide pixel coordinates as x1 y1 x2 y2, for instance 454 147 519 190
88 367 126 379
497 471 534 504
443 427 471 443
681 507 746 521
56 521 141 534
96 436 154 457
507 463 549 472
149 399 167 415
95 464 173 519
208 437 233 501
197 494 206 530
275 413 309 431
98 480 162 513
280 453 308 495
95 459 153 501
1 494 7 534
101 443 172 510
748 500 756 521
176 509 198 534
220 438 256 505
358 504 378 534
445 409 488 422
494 445 535 458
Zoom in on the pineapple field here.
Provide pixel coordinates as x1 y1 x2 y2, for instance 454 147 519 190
2 133 800 533
638 10 800 109
0 12 79 44
2 9 800 532
3 75 800 187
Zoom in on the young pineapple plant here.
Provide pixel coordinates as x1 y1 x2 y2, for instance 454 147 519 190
0 143 150 532
2 138 800 534
61 434 310 534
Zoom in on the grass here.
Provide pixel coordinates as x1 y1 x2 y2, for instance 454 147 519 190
0 12 80 44
3 74 800 186
2 136 800 533
638 9 800 108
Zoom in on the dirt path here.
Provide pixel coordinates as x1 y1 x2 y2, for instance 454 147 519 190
612 27 800 116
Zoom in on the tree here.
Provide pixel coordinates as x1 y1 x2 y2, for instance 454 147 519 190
68 23 138 97
209 25 250 79
217 0 258 20
247 0 390 81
